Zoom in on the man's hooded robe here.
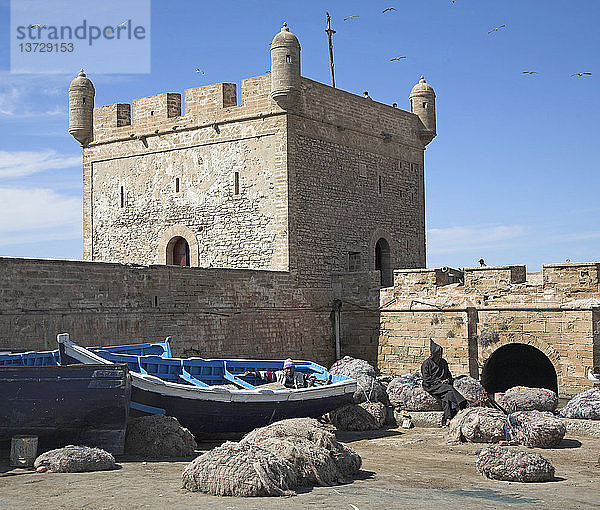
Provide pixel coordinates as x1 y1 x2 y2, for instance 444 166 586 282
421 340 467 421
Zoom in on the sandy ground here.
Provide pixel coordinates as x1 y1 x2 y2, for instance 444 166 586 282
1 427 599 510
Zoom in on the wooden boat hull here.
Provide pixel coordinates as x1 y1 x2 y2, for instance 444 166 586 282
129 384 353 435
0 364 131 454
59 335 356 436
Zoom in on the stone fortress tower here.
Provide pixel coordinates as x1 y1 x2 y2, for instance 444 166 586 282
69 24 436 287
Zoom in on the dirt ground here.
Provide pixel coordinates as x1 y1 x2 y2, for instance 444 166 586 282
1 427 599 510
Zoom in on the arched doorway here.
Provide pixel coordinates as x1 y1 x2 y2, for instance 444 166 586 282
375 237 392 286
480 343 558 395
167 236 190 266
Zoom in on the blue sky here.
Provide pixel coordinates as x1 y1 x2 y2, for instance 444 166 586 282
0 0 598 270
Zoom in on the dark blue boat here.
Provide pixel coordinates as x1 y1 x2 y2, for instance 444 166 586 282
59 334 356 436
0 359 131 455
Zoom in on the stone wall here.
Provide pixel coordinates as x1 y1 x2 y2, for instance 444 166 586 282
83 76 290 270
373 264 600 397
287 78 427 287
0 257 335 364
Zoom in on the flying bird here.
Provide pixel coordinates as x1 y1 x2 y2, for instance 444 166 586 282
522 71 538 75
488 24 506 34
382 7 396 13
195 68 205 74
390 56 407 61
343 15 359 21
29 24 44 28
570 72 592 77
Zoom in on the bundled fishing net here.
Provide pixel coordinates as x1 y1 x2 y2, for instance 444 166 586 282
448 408 507 443
476 446 555 482
241 418 336 450
391 382 442 411
507 411 566 448
353 373 387 404
182 441 297 497
360 401 388 427
34 446 116 473
453 375 485 403
386 374 422 407
497 386 558 413
329 356 377 378
241 418 361 486
125 415 197 458
328 404 381 431
560 388 600 420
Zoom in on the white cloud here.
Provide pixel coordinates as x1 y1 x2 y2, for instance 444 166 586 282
0 86 21 116
0 187 81 247
0 149 80 179
427 224 525 255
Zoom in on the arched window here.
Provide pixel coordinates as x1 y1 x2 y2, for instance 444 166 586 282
166 236 190 266
375 237 392 286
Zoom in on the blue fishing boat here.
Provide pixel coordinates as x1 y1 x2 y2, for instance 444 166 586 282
0 350 132 455
58 334 356 436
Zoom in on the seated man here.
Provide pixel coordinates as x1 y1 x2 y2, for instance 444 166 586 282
421 340 468 426
244 358 308 389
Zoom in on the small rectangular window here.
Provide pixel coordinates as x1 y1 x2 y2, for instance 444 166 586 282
120 186 124 208
153 296 158 307
175 178 180 193
348 252 361 272
378 175 382 195
286 55 291 63
398 161 402 170
234 171 240 195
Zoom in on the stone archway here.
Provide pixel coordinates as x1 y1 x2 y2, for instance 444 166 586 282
158 225 199 267
480 343 558 394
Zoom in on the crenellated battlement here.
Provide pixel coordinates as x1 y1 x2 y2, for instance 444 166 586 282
390 263 600 299
90 75 276 144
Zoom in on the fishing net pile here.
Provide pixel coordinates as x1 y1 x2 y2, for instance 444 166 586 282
448 408 507 443
125 415 197 458
34 446 117 473
182 441 297 497
476 446 555 482
330 356 386 404
507 411 566 448
330 356 376 378
497 386 558 413
559 389 600 420
453 375 485 403
184 418 362 494
385 373 422 407
389 382 442 411
240 418 362 488
360 401 388 427
328 403 384 431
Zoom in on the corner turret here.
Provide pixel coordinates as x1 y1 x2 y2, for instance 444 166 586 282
68 69 95 146
270 23 301 109
410 76 436 145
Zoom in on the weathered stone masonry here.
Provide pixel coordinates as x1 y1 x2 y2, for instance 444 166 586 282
0 257 334 362
366 263 600 397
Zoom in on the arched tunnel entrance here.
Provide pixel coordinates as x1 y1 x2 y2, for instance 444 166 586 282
480 343 558 395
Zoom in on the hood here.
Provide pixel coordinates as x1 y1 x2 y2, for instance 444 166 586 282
430 339 443 356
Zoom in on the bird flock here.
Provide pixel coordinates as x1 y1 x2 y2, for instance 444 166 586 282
31 6 590 81
338 6 592 79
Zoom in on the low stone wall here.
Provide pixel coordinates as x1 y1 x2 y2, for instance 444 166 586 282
0 257 335 364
